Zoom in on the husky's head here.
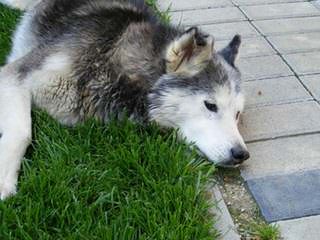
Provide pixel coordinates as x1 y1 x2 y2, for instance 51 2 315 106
149 27 249 167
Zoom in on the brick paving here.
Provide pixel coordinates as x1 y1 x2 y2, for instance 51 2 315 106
159 0 320 239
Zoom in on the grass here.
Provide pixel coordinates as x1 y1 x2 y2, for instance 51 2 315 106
0 2 218 240
251 223 280 240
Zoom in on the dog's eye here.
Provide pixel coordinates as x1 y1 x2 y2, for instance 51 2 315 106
236 111 240 120
204 101 218 112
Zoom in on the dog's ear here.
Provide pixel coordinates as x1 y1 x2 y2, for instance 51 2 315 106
219 35 241 67
166 27 214 76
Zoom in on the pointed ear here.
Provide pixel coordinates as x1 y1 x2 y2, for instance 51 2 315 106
219 35 241 67
165 27 214 76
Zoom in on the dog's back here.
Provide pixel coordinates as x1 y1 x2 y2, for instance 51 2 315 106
7 0 180 123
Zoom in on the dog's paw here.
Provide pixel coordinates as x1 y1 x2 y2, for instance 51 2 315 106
0 177 17 200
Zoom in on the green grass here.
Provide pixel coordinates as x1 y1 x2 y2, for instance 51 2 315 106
0 4 20 64
251 223 280 240
0 3 218 240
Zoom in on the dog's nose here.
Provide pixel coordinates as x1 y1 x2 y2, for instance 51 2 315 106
231 146 250 164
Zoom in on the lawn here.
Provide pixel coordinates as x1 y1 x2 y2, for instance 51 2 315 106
0 2 218 240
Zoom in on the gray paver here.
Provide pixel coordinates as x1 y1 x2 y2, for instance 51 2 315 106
241 2 320 20
277 215 320 240
246 169 320 222
200 22 260 41
216 37 275 58
240 101 320 142
233 0 305 6
243 76 312 108
211 186 241 240
300 74 320 100
285 51 320 75
170 7 246 26
238 55 293 81
241 134 320 179
158 0 232 11
268 32 320 54
253 16 320 36
313 0 320 9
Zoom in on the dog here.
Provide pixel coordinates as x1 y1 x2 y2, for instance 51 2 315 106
0 0 249 200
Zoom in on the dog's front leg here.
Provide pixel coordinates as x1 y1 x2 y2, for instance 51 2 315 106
0 68 32 200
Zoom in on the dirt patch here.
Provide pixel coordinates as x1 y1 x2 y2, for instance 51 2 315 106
216 168 271 239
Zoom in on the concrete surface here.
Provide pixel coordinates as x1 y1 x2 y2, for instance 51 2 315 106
200 22 259 41
240 101 320 141
284 51 320 75
160 0 320 237
241 2 320 20
239 55 293 81
277 215 320 240
246 169 320 222
241 134 320 179
253 16 320 36
243 76 311 107
170 7 245 26
211 186 241 240
300 74 320 101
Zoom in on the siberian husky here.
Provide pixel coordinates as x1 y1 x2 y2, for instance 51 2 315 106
0 0 249 199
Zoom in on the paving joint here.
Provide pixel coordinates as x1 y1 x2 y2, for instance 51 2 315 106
245 130 320 144
235 4 320 105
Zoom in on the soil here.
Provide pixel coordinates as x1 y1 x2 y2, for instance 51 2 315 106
216 168 268 239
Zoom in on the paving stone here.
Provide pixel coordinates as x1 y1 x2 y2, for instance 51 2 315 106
241 134 320 180
268 32 320 54
241 2 320 20
170 7 246 26
211 186 241 240
243 76 312 108
200 22 260 41
300 74 320 100
238 55 293 81
277 215 320 240
253 16 320 36
246 169 320 222
313 0 320 10
240 101 320 142
285 51 320 75
158 0 232 12
233 0 305 6
216 37 275 58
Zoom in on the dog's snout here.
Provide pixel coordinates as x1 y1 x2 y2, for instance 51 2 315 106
231 146 250 164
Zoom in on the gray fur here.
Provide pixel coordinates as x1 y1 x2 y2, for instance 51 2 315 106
7 0 240 125
0 0 249 199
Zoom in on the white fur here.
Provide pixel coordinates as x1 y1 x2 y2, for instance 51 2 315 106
0 68 31 199
150 83 246 164
28 52 80 126
7 11 37 63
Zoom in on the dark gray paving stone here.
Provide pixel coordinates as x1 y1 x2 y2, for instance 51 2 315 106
246 169 320 222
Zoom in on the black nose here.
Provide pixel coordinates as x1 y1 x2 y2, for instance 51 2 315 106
231 146 250 164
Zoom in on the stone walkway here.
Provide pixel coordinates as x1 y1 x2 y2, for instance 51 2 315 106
159 0 320 239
